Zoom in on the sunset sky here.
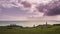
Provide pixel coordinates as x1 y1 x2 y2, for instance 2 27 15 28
0 0 60 21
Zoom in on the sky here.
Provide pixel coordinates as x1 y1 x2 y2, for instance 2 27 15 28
0 0 60 21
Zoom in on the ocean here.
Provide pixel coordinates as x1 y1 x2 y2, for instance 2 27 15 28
0 21 60 27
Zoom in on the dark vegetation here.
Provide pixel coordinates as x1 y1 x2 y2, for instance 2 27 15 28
0 23 60 34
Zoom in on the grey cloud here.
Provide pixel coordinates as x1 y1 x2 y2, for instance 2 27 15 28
0 0 37 18
1 7 31 16
0 0 22 8
45 7 60 16
0 0 32 9
21 1 31 8
36 0 60 16
0 0 31 16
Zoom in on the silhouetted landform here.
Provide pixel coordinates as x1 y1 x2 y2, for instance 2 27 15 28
0 23 60 28
6 24 23 28
0 21 60 28
53 24 60 26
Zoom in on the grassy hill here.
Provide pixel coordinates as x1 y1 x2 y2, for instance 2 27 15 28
0 26 60 34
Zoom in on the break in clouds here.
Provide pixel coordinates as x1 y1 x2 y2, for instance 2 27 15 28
0 0 60 19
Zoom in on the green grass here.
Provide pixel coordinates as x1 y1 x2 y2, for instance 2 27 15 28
0 26 60 34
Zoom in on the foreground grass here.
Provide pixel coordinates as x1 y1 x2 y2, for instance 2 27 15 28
0 26 60 34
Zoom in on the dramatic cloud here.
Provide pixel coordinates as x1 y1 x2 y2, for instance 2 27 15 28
21 1 31 8
0 0 23 8
0 0 48 19
36 0 60 16
0 0 60 21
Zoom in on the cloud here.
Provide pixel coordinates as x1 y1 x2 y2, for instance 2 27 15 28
0 0 23 8
1 7 35 17
21 1 31 8
0 0 45 19
45 7 60 16
36 0 60 16
0 0 60 21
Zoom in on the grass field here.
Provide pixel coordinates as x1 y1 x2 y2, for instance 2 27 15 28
0 26 60 34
